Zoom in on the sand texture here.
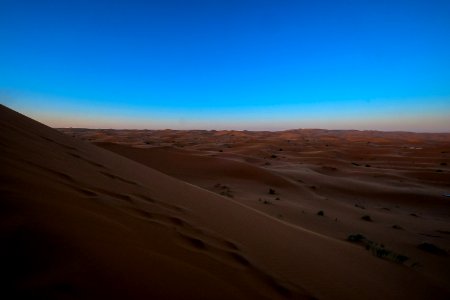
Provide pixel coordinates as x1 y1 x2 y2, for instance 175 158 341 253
1 104 450 299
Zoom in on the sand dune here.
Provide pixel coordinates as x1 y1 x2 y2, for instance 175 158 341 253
2 104 450 299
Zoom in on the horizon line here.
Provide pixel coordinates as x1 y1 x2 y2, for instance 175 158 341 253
55 127 450 134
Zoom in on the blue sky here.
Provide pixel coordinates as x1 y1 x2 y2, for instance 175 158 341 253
1 0 450 131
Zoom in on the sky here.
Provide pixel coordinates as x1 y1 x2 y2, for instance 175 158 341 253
1 0 450 131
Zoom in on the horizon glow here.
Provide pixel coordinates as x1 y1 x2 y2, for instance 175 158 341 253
1 0 450 132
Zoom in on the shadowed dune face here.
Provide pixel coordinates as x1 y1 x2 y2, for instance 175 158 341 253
2 104 450 299
1 105 311 300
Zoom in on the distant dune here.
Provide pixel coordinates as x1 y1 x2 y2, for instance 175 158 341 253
1 104 450 299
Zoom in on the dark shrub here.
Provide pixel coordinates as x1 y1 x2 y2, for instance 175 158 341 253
361 215 372 221
361 215 373 222
347 234 366 242
417 243 447 256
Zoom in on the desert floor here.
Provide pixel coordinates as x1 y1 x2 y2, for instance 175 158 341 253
1 104 449 299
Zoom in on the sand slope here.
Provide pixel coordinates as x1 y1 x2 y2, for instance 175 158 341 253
96 138 450 296
1 104 449 299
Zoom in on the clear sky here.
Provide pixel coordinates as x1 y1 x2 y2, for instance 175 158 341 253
1 0 450 131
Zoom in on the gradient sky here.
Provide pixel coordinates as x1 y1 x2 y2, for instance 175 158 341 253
1 0 450 131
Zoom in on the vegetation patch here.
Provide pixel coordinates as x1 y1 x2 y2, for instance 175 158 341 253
258 198 273 205
214 183 233 198
347 234 409 264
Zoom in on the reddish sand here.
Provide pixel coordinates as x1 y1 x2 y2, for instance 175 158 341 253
2 104 450 299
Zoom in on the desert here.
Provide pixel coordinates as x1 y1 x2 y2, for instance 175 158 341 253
2 1 450 298
1 104 450 299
